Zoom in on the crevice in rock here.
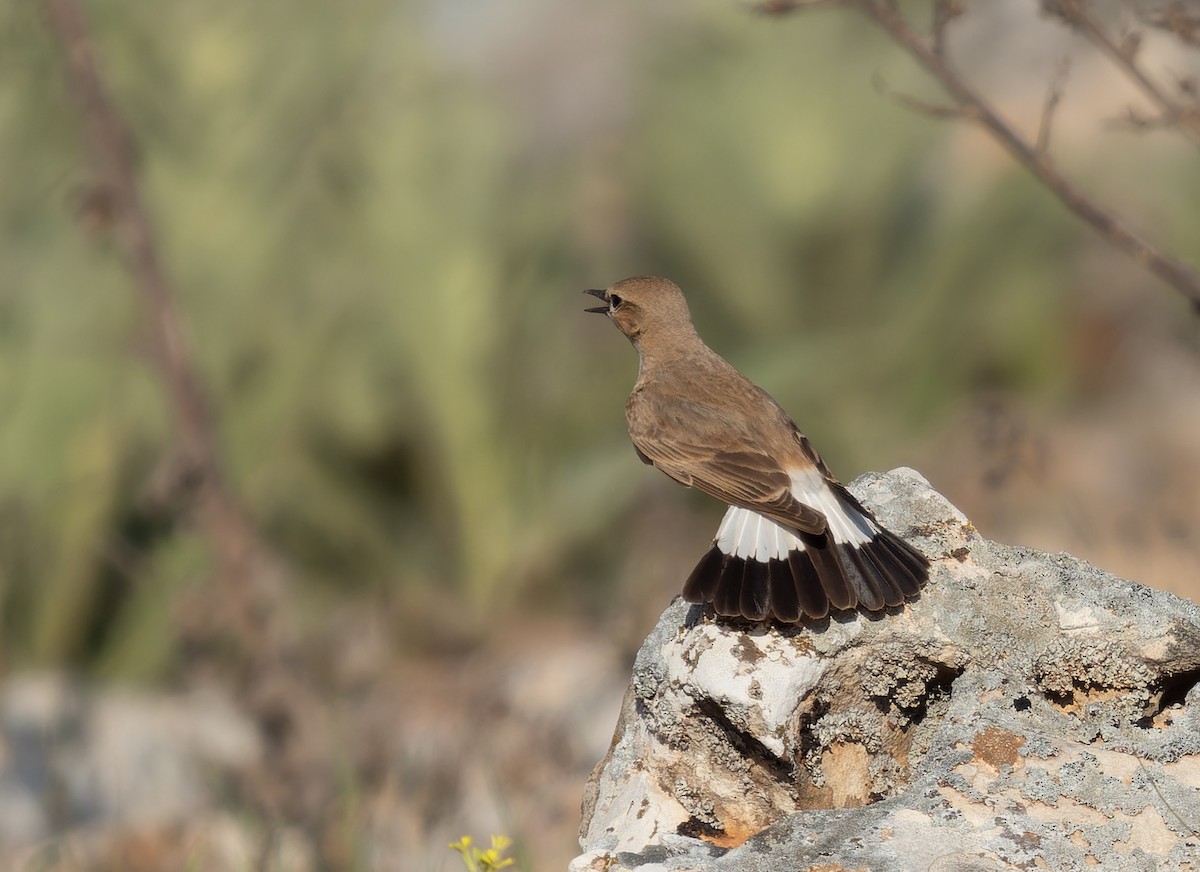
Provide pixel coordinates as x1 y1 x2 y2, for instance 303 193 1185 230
1033 638 1159 720
692 697 796 784
1039 655 1199 728
878 657 964 726
1139 665 1200 729
1158 665 1200 710
676 816 725 841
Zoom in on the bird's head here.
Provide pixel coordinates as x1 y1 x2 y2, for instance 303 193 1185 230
583 275 694 345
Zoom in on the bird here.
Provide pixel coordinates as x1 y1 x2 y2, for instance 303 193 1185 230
584 275 928 622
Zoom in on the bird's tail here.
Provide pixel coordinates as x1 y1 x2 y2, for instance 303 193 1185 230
681 501 928 622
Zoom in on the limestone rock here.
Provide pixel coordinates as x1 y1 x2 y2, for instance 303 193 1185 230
575 468 1200 871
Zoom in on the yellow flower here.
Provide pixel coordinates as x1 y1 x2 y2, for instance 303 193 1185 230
449 834 516 872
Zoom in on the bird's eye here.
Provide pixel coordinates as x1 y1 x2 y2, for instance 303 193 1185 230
610 294 624 309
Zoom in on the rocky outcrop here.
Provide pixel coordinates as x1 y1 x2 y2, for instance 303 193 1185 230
574 468 1200 871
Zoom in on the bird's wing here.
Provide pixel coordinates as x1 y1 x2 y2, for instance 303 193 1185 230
628 395 828 535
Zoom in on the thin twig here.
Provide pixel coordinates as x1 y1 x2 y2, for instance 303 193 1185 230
1054 0 1200 149
1036 57 1071 155
853 0 1200 312
873 72 972 120
751 0 845 14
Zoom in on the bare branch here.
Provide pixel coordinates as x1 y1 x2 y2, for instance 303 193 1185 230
1051 0 1200 149
41 0 285 657
1036 58 1072 155
751 0 845 15
38 2 336 831
852 0 1200 312
873 72 971 119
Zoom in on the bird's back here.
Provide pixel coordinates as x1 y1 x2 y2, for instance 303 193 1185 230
626 342 797 455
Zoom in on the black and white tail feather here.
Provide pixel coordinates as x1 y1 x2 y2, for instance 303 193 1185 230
682 470 928 622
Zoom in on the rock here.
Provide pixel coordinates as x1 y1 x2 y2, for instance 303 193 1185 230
575 468 1200 871
0 675 276 869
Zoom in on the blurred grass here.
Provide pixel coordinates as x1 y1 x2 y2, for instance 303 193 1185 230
0 0 1197 675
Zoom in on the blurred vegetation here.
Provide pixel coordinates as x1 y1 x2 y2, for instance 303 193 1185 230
1 0 1197 678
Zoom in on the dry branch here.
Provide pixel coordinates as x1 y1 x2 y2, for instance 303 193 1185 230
851 0 1200 312
757 0 1200 309
1050 0 1200 148
42 0 285 660
41 0 341 837
751 0 846 13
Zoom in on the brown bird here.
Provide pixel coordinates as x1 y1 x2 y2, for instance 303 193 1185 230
585 275 928 622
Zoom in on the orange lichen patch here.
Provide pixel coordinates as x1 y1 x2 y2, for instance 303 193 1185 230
970 726 1025 770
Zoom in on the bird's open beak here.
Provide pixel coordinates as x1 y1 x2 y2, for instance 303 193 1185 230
583 288 610 314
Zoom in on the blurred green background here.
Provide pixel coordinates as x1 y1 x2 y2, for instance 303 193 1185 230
3 0 1199 672
2 0 1199 866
